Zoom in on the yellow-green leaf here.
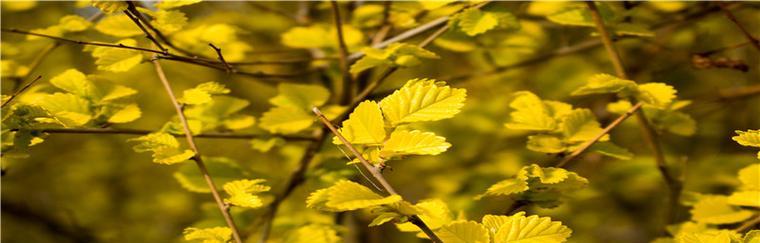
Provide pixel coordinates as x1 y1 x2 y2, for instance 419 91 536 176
690 196 754 225
34 93 92 127
560 108 607 143
50 69 98 98
223 179 270 208
155 0 202 10
269 83 330 109
183 227 231 243
58 15 91 32
526 134 565 153
738 164 760 190
380 79 466 126
95 15 143 37
727 191 760 208
571 73 637 96
504 91 556 131
108 104 141 123
636 83 676 107
259 106 313 134
733 130 760 148
397 199 454 232
457 9 499 36
284 224 342 243
333 100 386 145
91 39 143 72
307 180 402 212
437 220 490 243
381 130 450 157
492 213 572 243
92 1 128 14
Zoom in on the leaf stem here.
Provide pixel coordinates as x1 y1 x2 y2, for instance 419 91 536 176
587 1 682 225
313 107 443 243
151 56 243 243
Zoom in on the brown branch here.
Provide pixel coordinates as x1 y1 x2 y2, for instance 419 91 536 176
2 75 42 108
151 56 243 243
313 107 442 243
1 28 164 54
123 7 167 53
735 214 760 233
555 102 643 168
127 1 208 58
208 43 234 74
9 128 315 141
587 1 682 225
331 0 355 105
719 3 760 51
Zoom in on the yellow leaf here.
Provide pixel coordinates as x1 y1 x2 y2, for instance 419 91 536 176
636 83 677 107
380 79 466 126
738 164 760 190
50 69 98 98
560 108 607 143
571 73 637 96
504 91 556 131
333 101 386 145
91 39 143 72
492 212 572 243
58 15 91 32
437 220 490 243
259 106 313 134
457 9 499 36
92 1 128 14
691 196 754 225
307 180 402 211
270 83 330 109
183 227 231 243
284 224 342 243
95 15 143 37
727 191 760 208
108 104 141 123
381 130 450 157
223 179 270 208
34 93 92 127
397 199 453 232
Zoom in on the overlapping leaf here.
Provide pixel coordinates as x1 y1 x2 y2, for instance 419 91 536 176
380 79 466 126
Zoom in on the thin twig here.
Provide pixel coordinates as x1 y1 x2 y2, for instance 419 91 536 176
719 3 760 51
735 214 760 233
151 56 243 243
1 28 164 54
9 128 315 141
127 1 207 58
2 76 43 108
123 8 167 53
331 1 355 105
208 43 234 74
313 107 443 243
555 102 643 168
587 1 682 225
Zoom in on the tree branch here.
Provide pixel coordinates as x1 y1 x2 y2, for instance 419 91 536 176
313 107 443 243
331 1 355 105
2 75 42 108
587 1 682 225
8 128 315 141
719 3 760 51
208 43 234 74
735 214 760 233
123 7 168 53
151 56 243 243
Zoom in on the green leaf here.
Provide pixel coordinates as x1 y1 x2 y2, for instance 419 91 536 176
571 73 637 96
306 180 402 212
128 132 195 165
259 106 313 134
333 100 386 145
492 212 572 243
183 227 231 243
380 79 466 126
223 179 270 208
269 83 329 109
560 108 606 143
50 69 98 98
173 157 246 193
504 91 556 131
381 130 451 157
547 8 594 27
107 103 141 123
690 196 754 225
437 220 490 243
589 142 633 160
653 110 696 136
636 83 677 107
91 39 144 72
456 9 500 36
95 15 143 37
526 135 565 154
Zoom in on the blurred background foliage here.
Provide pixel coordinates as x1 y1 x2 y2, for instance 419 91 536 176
1 1 758 243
